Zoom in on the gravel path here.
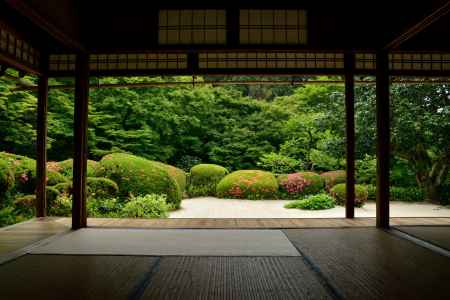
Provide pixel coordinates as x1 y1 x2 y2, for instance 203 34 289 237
169 197 450 218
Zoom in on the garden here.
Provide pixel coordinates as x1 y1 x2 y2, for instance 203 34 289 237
0 73 449 226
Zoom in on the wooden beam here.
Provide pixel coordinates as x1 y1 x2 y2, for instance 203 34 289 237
376 50 390 228
5 0 85 52
72 53 89 229
0 53 41 75
384 1 450 50
344 53 355 219
35 55 48 218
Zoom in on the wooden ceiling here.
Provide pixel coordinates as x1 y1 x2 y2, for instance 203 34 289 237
1 0 449 53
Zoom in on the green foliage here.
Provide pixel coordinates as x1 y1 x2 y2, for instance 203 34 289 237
13 195 36 215
49 195 72 216
356 154 376 184
87 198 122 217
330 183 368 207
86 177 119 199
97 153 182 207
0 159 15 198
0 152 36 194
151 161 187 192
54 182 72 195
390 186 424 202
58 159 99 178
46 186 60 204
188 164 228 197
121 194 169 218
257 152 302 174
320 170 346 191
309 149 342 171
285 193 336 210
366 184 377 200
0 206 28 227
216 170 278 200
47 171 68 186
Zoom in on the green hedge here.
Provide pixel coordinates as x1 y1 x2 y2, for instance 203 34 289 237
320 170 346 191
0 152 36 194
58 159 99 178
285 193 336 210
97 153 182 208
277 172 324 199
217 170 278 200
188 164 228 197
47 171 68 186
330 183 368 207
151 161 187 192
86 177 119 199
390 186 424 202
0 159 15 199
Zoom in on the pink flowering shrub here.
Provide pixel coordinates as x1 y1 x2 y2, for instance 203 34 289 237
216 170 278 200
277 172 324 199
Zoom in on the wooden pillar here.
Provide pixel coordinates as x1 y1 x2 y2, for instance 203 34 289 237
36 56 48 218
72 53 89 229
376 50 390 228
345 53 355 218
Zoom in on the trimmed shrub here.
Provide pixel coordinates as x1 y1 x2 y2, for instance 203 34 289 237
88 198 122 217
277 171 324 199
121 194 169 218
46 186 60 204
285 193 336 210
216 170 278 200
0 152 36 194
47 171 68 186
86 177 119 199
0 159 15 198
49 195 72 216
58 159 99 178
97 153 182 208
366 184 376 200
151 161 187 192
188 164 229 197
321 170 346 191
13 187 59 212
330 183 368 207
54 182 73 195
390 186 424 202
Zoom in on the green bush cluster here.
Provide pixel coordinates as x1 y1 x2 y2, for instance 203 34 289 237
0 152 36 194
97 153 182 208
320 170 346 191
216 170 278 200
151 161 187 192
330 183 368 207
188 164 228 197
86 177 119 199
58 159 99 178
390 186 424 202
121 194 169 218
285 193 336 210
0 159 15 199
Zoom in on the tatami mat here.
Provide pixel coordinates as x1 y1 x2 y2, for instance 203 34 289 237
284 228 450 299
395 226 450 251
30 228 300 256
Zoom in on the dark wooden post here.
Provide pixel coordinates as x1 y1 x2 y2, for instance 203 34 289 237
72 53 89 229
376 50 390 228
344 53 355 218
36 55 49 218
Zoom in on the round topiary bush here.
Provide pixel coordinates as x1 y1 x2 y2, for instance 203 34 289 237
58 159 99 178
46 186 60 204
54 182 73 195
0 152 36 194
86 177 119 199
277 171 324 199
188 164 229 197
151 161 187 192
0 159 15 199
13 187 60 212
97 153 182 208
321 170 346 191
330 183 368 207
216 170 278 200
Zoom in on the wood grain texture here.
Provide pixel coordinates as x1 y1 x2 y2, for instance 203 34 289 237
284 228 450 299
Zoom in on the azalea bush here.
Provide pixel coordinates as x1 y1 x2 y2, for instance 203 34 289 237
277 172 324 199
285 193 336 210
320 170 346 191
330 183 368 207
121 194 169 218
216 170 278 200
